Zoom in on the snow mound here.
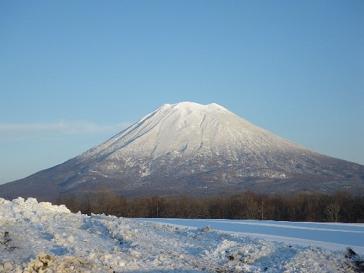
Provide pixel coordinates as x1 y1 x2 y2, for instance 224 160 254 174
0 198 361 273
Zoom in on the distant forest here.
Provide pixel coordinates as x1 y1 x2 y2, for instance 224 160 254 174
57 191 364 223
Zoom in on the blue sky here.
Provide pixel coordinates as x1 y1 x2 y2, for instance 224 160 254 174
0 0 363 183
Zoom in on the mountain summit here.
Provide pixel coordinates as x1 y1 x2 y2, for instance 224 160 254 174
1 102 364 200
80 101 304 167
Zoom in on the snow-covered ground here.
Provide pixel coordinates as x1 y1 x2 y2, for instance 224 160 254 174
143 218 364 255
1 198 363 273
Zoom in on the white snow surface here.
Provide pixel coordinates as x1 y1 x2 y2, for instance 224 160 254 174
0 198 362 273
81 102 302 160
143 218 364 255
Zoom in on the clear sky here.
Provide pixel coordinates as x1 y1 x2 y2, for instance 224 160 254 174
0 0 363 184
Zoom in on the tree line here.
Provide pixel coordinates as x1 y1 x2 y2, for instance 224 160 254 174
57 191 364 223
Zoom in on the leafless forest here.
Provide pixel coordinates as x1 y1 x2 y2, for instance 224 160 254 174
57 191 364 223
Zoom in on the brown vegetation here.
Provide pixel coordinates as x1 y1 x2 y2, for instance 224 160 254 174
57 191 364 223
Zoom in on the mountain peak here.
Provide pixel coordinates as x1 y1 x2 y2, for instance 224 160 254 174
80 101 300 165
157 101 227 113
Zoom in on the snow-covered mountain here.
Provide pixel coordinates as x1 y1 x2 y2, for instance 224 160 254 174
1 102 364 200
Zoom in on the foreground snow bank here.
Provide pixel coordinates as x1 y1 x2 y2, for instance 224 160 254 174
0 198 362 273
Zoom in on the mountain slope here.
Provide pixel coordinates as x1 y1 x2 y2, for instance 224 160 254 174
1 102 364 200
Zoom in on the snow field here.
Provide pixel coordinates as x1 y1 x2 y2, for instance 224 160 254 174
143 218 364 254
0 198 362 273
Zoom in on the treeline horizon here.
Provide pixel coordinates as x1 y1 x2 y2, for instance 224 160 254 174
57 191 364 223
